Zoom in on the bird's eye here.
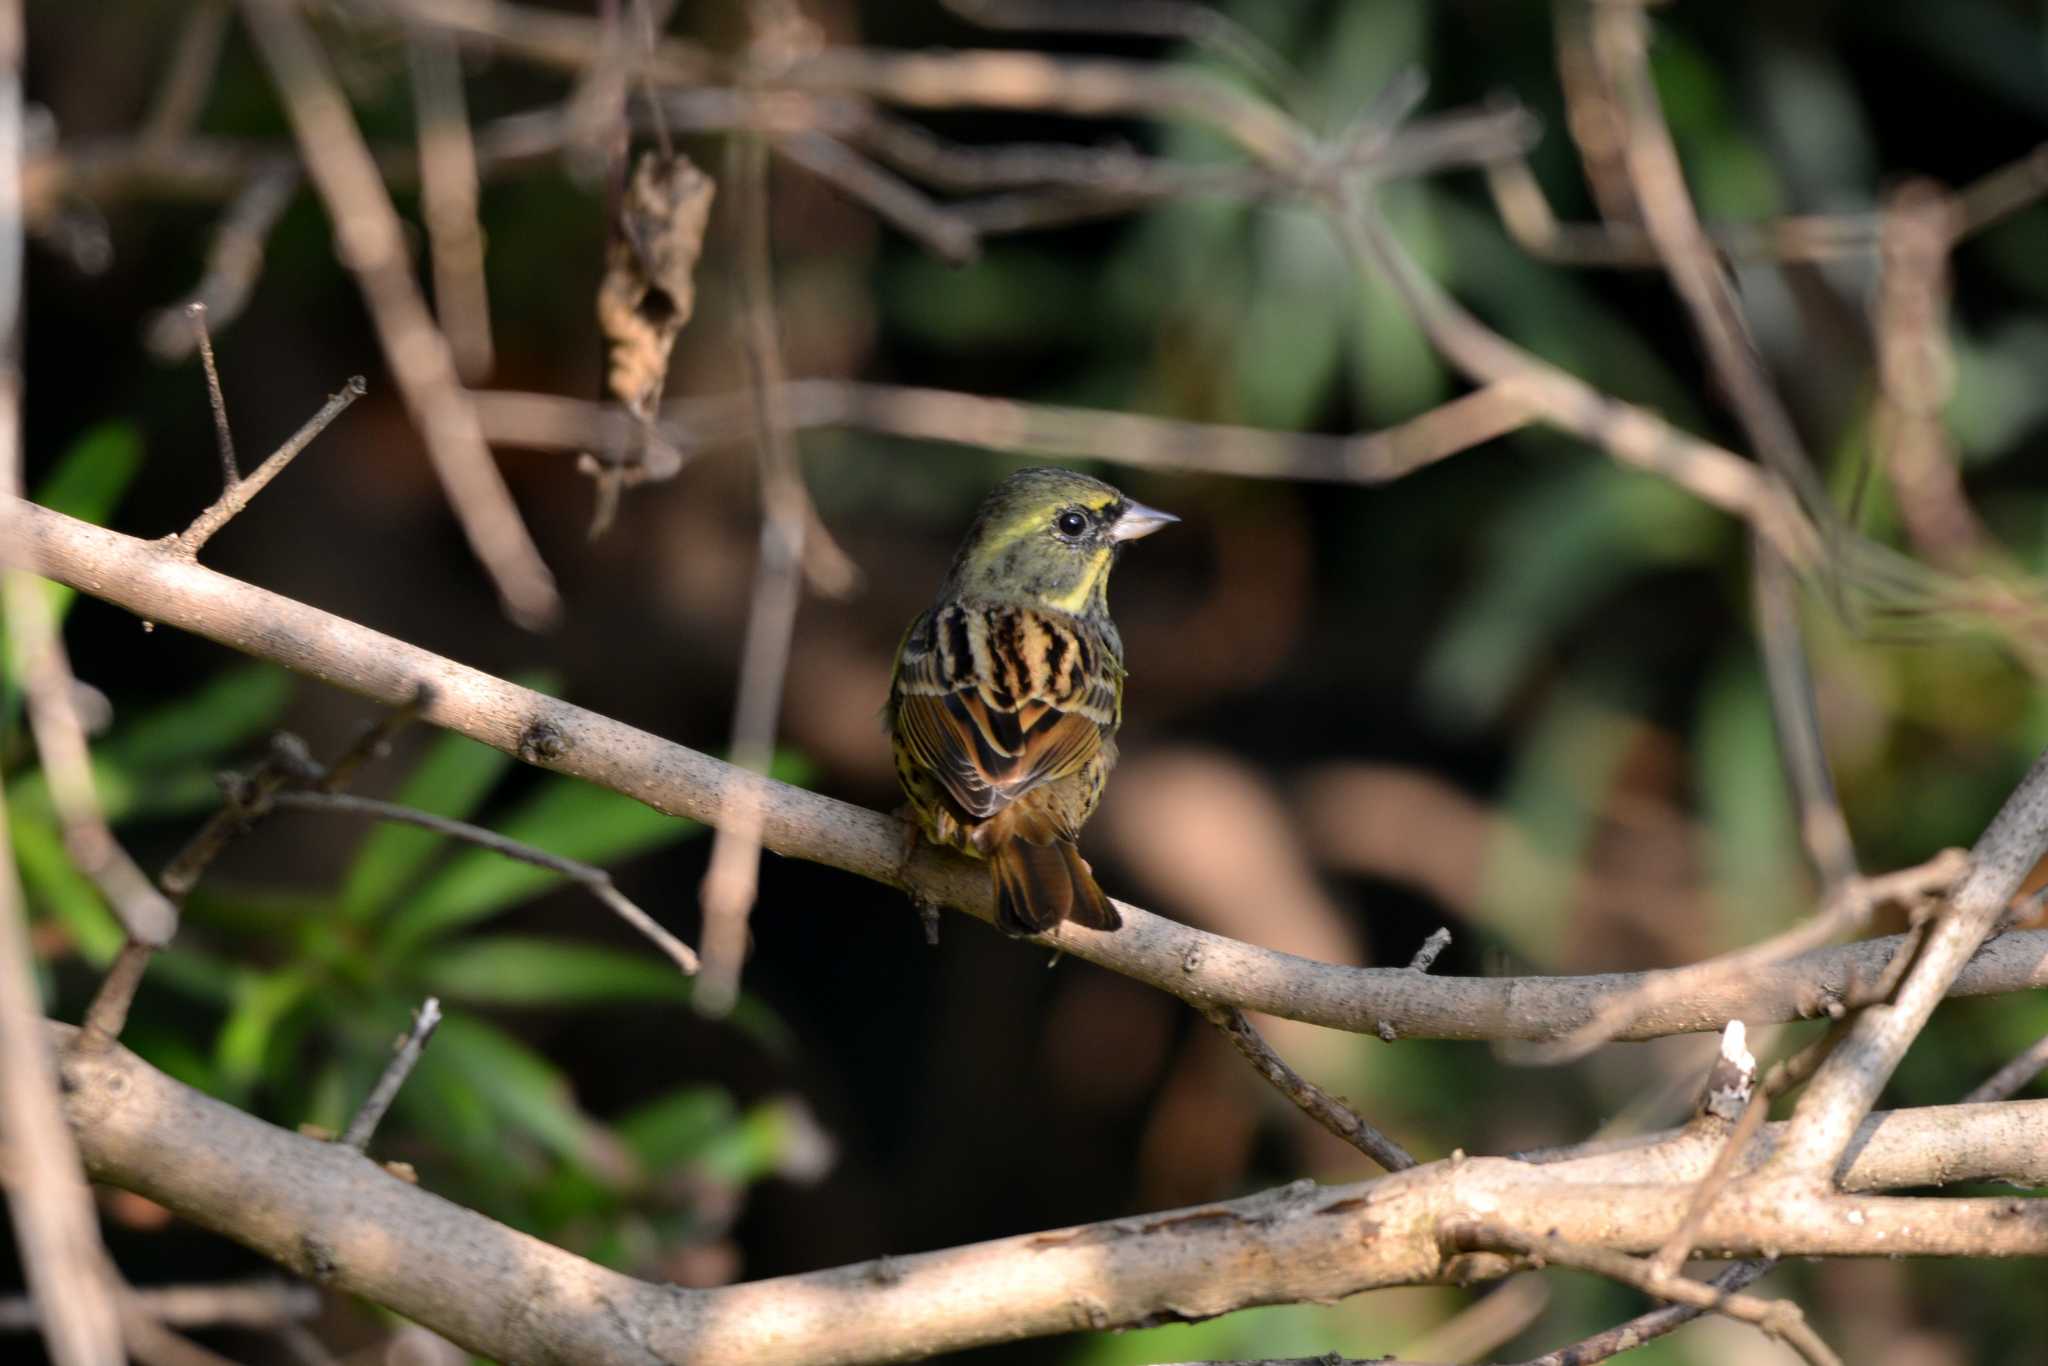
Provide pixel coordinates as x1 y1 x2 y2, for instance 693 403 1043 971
1055 510 1088 537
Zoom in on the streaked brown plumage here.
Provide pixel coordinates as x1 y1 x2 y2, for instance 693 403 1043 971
887 468 1176 935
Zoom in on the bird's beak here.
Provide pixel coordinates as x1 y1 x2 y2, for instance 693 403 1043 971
1109 499 1179 542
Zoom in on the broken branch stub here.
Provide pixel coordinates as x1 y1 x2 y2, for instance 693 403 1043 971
598 149 716 424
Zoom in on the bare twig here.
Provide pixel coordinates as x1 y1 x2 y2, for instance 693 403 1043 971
77 939 153 1052
1771 746 2048 1179
0 1280 320 1333
3 572 178 946
772 129 979 263
1648 1030 1768 1280
0 21 124 1324
0 800 124 1365
340 996 443 1151
185 303 238 485
1514 847 1966 1064
169 376 365 558
1406 926 1452 973
408 32 495 383
144 159 300 360
1505 1258 1773 1366
1753 539 1859 891
939 0 1301 108
1961 1030 2048 1104
1442 1222 1840 1366
1399 1276 1549 1366
1582 2 1858 904
1874 180 1984 571
479 380 1536 487
269 790 698 976
695 80 819 1017
239 0 560 629
138 1 230 154
1202 1004 1416 1173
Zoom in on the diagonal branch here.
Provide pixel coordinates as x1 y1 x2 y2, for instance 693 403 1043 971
10 497 2048 1047
239 0 560 628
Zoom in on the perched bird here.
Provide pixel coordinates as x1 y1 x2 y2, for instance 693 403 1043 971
888 467 1177 935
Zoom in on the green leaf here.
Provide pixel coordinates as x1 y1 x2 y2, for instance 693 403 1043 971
1 423 144 725
215 965 317 1097
36 422 143 525
11 811 123 964
694 1100 803 1187
415 1013 628 1179
380 773 709 954
412 937 696 1007
410 936 793 1053
101 664 294 771
341 731 516 920
615 1087 737 1168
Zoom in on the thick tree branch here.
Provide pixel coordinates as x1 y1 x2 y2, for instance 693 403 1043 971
9 497 2048 1045
47 1026 2048 1366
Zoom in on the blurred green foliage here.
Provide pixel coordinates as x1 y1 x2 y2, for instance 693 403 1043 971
17 0 2048 1360
10 429 811 1265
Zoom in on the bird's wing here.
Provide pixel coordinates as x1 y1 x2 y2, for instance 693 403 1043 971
892 604 1114 824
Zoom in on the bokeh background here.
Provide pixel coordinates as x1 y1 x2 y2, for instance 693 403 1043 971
11 1 2048 1363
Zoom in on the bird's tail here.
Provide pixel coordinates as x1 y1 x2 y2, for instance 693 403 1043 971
990 837 1121 936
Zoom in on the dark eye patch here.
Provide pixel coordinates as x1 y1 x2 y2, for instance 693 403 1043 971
1055 509 1088 537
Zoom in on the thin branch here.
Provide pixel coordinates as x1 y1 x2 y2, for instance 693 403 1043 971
1406 927 1452 973
1771 746 2048 1179
408 32 495 383
77 939 152 1053
477 380 1536 487
0 1281 320 1333
1441 1222 1840 1366
239 0 560 628
0 798 124 1366
3 571 179 946
772 129 979 264
138 1 230 153
168 376 365 558
0 21 124 1327
1874 179 1985 571
1505 1259 1772 1366
1511 847 1966 1064
1961 1030 2048 1104
1398 1275 1549 1366
340 996 442 1151
1586 2 1856 900
695 96 818 1018
17 499 2048 1044
185 303 238 485
1752 539 1859 890
144 159 300 360
269 790 698 976
938 0 1302 109
1201 1004 1417 1173
1648 1032 1767 1280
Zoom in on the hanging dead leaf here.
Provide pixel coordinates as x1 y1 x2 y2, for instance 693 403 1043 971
598 149 716 423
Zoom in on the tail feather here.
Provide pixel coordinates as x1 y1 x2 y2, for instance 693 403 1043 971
991 838 1122 935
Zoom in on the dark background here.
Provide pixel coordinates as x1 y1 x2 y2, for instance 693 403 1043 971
12 2 2048 1362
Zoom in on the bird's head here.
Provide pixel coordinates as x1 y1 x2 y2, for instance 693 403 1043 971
942 467 1177 618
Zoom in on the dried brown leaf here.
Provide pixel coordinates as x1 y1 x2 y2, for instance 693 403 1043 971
598 150 716 422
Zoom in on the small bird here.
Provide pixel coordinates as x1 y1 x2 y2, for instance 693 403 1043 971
888 467 1177 935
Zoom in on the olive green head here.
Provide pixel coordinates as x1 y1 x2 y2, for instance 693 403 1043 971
940 467 1177 618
